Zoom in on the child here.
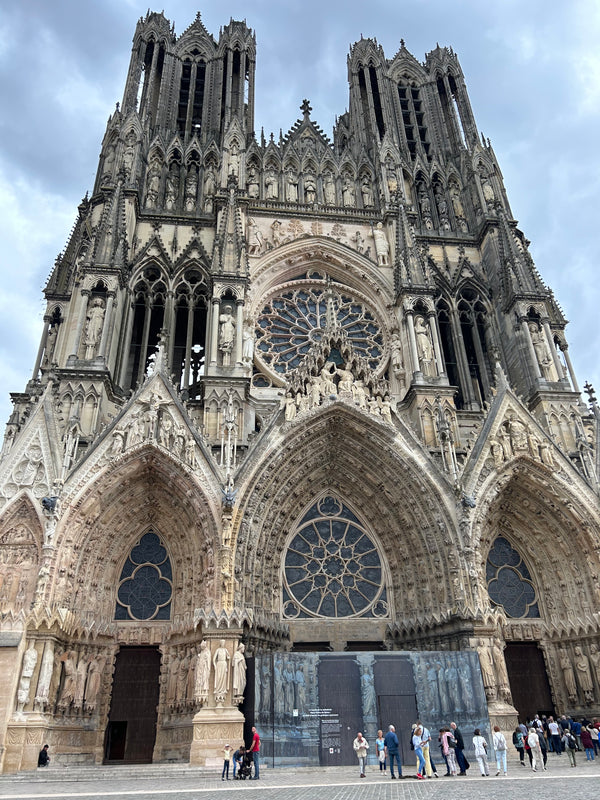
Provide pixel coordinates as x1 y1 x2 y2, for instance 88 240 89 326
472 728 489 776
222 743 232 780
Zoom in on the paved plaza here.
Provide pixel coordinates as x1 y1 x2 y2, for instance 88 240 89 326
0 758 598 800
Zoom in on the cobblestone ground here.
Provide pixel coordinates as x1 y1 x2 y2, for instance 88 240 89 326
0 757 598 800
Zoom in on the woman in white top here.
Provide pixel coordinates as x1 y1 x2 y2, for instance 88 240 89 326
527 728 545 772
472 728 489 776
492 725 507 775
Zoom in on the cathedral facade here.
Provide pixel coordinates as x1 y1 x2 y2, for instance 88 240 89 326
1 10 599 772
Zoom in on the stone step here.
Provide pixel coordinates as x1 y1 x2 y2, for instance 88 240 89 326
6 764 220 782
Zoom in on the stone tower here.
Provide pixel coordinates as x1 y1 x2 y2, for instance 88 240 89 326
0 10 599 773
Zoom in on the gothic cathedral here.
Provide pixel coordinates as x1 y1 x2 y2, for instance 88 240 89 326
1 11 599 772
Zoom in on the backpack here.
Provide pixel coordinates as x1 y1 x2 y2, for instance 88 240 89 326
448 736 457 749
567 734 576 750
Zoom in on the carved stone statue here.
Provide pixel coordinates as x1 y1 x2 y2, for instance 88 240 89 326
508 417 528 452
361 174 374 207
247 163 259 198
195 640 211 704
342 175 356 207
285 168 298 202
34 640 55 711
232 642 247 702
304 172 316 204
84 654 106 713
371 222 389 266
573 645 594 702
16 643 38 713
228 142 240 178
242 322 255 367
336 366 354 395
478 640 496 700
323 171 336 205
559 648 578 703
145 159 161 208
352 379 367 410
219 305 235 366
203 165 216 213
165 169 179 210
73 649 89 710
414 316 434 376
265 167 278 200
590 644 600 688
246 217 263 255
283 392 296 422
390 332 403 376
320 362 337 396
213 639 230 704
83 298 105 359
492 641 511 702
184 169 198 211
58 650 77 709
528 322 558 381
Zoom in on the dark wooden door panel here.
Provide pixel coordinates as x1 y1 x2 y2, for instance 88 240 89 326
504 643 554 722
105 646 161 763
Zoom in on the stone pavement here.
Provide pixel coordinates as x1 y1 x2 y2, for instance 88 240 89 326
0 756 598 800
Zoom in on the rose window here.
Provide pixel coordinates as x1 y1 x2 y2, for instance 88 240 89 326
115 531 173 621
282 495 389 619
486 536 539 618
255 284 384 375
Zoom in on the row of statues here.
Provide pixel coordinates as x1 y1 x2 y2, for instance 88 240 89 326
489 416 555 469
282 360 393 423
559 644 599 705
165 639 246 710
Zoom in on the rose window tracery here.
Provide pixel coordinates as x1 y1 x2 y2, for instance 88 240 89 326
486 535 539 618
282 495 389 619
115 531 173 621
255 284 384 375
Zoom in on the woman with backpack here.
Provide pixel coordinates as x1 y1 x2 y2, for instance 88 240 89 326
492 725 507 775
439 727 458 776
512 726 525 765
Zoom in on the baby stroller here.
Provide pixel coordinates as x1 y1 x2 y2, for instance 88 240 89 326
236 752 253 780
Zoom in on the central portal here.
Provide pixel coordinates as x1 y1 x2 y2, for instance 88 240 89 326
104 646 161 763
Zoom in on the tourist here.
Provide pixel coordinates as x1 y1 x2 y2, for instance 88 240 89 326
562 728 577 766
472 728 489 776
492 725 507 775
450 722 468 775
353 731 369 778
37 744 50 768
527 727 545 771
375 730 386 772
547 716 562 755
232 745 245 779
513 726 525 765
384 724 402 779
416 721 438 777
412 725 426 779
222 743 231 780
439 727 457 776
248 726 260 779
580 725 595 761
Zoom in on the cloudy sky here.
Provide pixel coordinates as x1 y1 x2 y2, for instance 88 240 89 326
0 0 598 426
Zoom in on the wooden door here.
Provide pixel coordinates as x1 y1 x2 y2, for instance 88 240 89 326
504 642 554 722
105 646 161 763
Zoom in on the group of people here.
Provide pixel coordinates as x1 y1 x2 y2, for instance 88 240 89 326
355 721 474 780
221 726 260 781
513 714 600 770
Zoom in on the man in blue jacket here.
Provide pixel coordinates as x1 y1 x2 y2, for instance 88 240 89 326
384 724 403 779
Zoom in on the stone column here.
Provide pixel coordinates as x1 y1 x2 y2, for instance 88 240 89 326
209 297 220 365
136 297 152 386
32 317 50 379
560 344 580 393
235 300 244 365
542 318 563 379
71 289 90 358
183 299 195 390
428 311 445 377
450 306 478 409
117 299 135 388
405 311 420 375
189 633 244 767
97 292 115 358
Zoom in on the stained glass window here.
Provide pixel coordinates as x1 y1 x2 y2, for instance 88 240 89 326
115 531 172 620
486 536 539 618
282 495 388 619
255 286 384 375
